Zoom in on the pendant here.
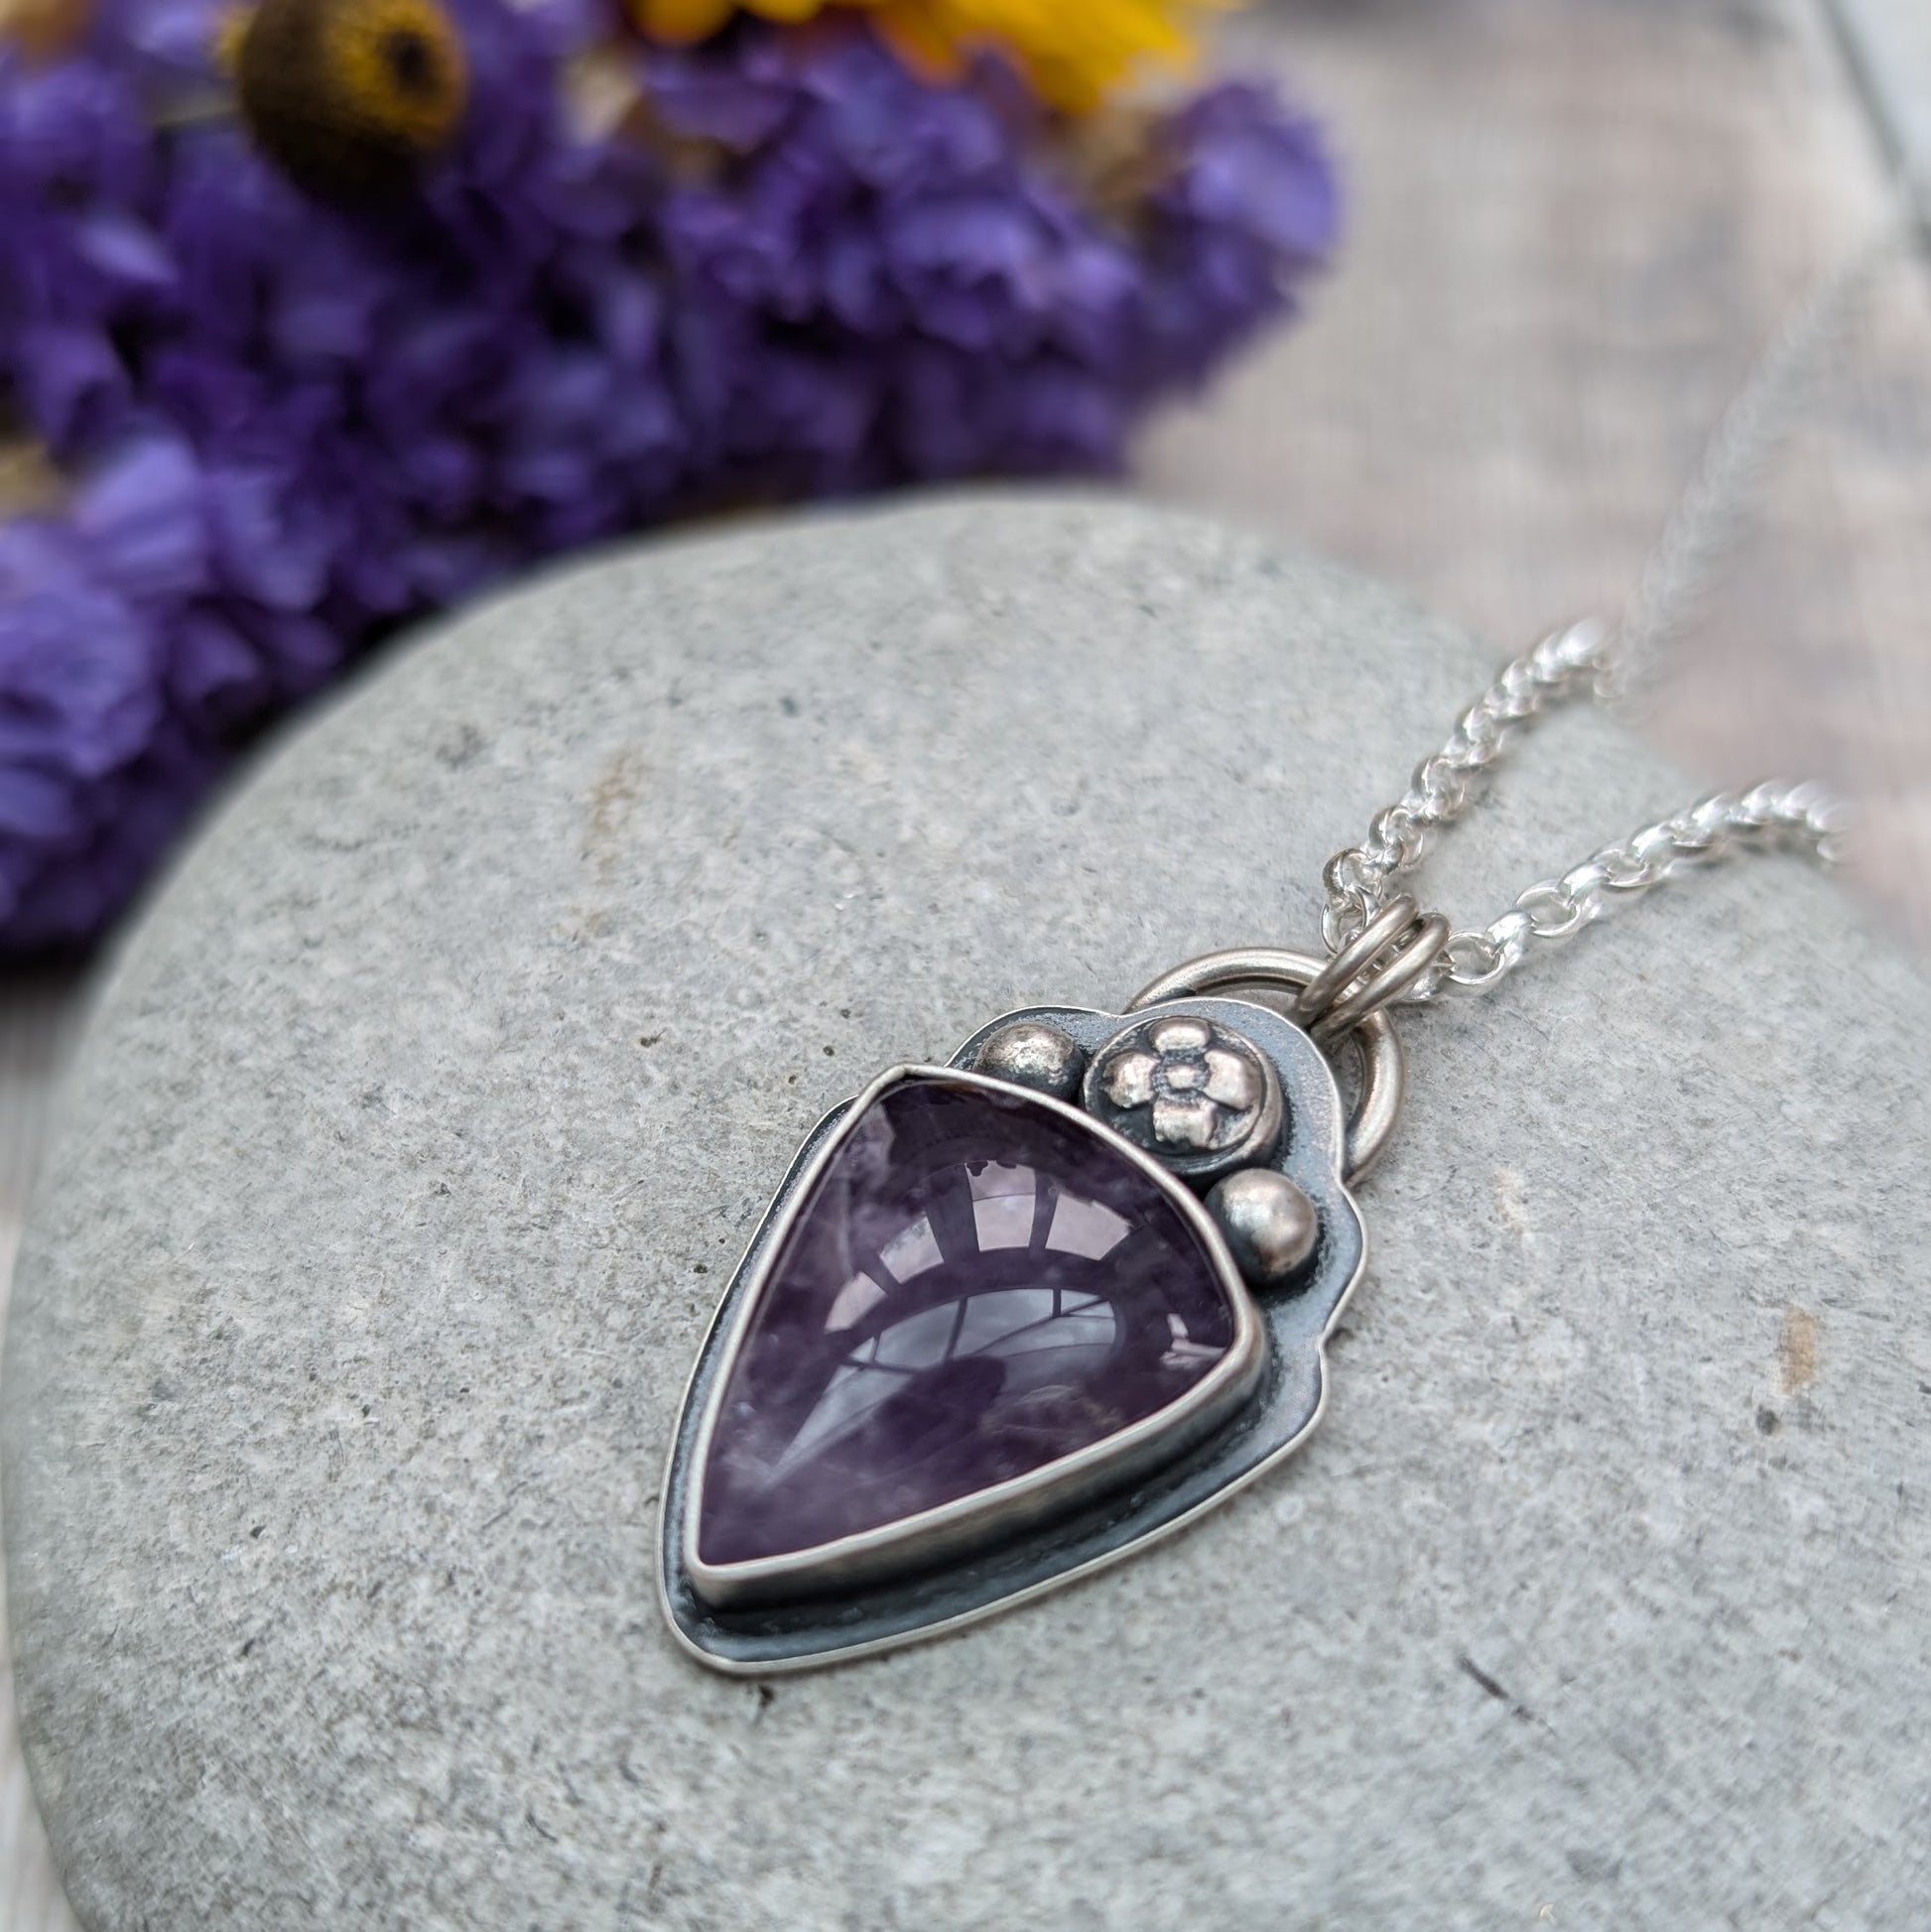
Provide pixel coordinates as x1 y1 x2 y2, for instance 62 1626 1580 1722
660 951 1403 1674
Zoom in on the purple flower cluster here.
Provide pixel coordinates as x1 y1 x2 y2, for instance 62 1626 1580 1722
0 0 1338 950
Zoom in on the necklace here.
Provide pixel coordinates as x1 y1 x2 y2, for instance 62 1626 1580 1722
656 210 1901 1676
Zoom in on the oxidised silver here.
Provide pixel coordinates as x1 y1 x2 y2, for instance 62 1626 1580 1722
1128 949 1405 1182
1206 1168 1319 1288
660 995 1366 1674
971 1017 1087 1099
658 241 1871 1675
1083 1013 1282 1183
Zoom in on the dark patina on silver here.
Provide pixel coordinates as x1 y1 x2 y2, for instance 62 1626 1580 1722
654 322 1861 1676
1083 1012 1283 1182
660 993 1369 1675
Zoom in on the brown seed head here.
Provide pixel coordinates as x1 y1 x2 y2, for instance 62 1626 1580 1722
233 0 468 203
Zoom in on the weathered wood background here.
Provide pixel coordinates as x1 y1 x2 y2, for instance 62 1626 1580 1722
4 0 1928 1919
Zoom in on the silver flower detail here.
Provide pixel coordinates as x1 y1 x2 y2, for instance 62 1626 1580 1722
1085 1015 1282 1180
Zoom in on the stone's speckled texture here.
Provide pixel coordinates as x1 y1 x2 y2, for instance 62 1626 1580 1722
695 1072 1242 1577
5 495 1931 1931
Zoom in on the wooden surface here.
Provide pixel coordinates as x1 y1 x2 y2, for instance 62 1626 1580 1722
4 1 1929 1921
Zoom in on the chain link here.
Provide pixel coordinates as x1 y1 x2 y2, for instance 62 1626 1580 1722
1434 775 1846 996
1320 614 1852 1000
1320 619 1611 950
1311 194 1910 1002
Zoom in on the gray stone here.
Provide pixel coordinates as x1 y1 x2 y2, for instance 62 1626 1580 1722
6 494 1931 1931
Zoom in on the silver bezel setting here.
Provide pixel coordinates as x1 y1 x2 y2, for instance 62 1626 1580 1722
678 1064 1268 1610
660 995 1367 1674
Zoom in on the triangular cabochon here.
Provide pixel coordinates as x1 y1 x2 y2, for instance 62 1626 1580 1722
698 1072 1244 1569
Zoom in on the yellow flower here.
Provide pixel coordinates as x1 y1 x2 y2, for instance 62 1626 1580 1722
628 0 1218 115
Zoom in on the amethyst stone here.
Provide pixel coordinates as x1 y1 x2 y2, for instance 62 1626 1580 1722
692 1071 1260 1605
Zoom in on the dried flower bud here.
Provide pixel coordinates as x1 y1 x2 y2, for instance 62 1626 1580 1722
1063 100 1174 224
0 0 97 64
233 0 468 203
0 436 64 517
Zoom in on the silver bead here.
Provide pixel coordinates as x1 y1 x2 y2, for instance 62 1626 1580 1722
973 1020 1087 1100
1206 1168 1319 1288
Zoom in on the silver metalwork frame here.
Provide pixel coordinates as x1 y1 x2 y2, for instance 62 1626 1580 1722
660 995 1367 1674
1081 1013 1286 1182
1127 951 1405 1181
678 1063 1269 1610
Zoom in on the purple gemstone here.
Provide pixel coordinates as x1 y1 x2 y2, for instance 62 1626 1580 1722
695 1071 1253 1592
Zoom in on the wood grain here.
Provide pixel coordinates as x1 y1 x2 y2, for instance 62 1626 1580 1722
2 2 1928 1920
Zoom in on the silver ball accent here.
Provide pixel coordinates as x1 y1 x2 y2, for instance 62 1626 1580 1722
973 1020 1087 1100
1206 1169 1319 1288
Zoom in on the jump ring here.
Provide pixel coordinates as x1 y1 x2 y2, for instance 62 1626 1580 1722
1292 893 1424 1028
1308 912 1450 1043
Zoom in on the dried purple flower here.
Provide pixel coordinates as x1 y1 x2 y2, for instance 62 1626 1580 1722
0 3 1339 949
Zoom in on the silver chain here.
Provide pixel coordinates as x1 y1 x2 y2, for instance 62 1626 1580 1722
1317 201 1910 1004
1319 617 1851 996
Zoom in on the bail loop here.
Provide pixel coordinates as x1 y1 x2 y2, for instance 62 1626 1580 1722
1289 893 1451 1043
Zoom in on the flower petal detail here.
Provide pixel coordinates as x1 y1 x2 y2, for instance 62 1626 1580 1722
1203 1048 1257 1110
1151 1095 1218 1150
1148 1016 1213 1054
1102 1050 1159 1110
0 7 1337 952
